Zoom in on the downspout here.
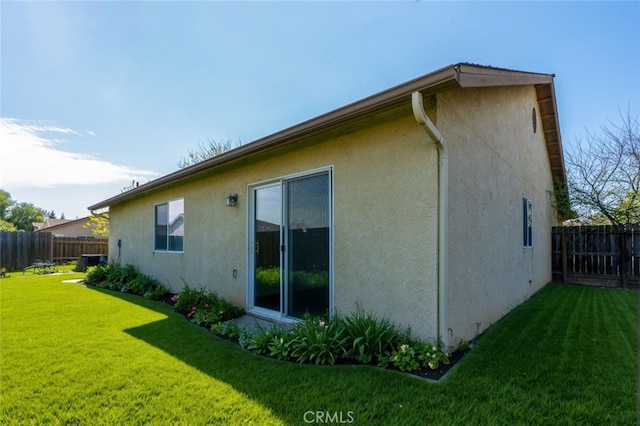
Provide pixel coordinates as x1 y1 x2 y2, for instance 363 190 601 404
411 91 449 348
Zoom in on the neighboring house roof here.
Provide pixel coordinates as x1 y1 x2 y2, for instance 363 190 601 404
33 216 95 237
32 218 74 231
88 63 566 212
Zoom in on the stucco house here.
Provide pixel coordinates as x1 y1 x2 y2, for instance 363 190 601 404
89 63 566 347
33 217 97 238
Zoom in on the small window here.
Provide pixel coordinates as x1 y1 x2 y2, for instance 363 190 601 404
523 197 533 247
155 198 184 252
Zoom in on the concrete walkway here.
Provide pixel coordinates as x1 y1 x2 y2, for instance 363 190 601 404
232 314 292 332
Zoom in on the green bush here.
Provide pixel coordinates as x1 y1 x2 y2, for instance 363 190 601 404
129 273 157 294
216 299 245 322
245 325 287 356
173 282 219 312
104 264 137 291
85 264 109 285
239 310 450 372
343 307 402 364
173 281 245 326
211 321 243 340
379 341 450 372
289 315 349 366
267 330 297 361
84 263 167 300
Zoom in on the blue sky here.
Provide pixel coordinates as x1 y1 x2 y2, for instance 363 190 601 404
1 1 639 219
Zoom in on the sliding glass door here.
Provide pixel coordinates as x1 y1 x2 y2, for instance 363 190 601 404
254 184 282 312
251 170 331 318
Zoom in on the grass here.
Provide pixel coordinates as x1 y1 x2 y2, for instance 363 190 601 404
1 273 637 425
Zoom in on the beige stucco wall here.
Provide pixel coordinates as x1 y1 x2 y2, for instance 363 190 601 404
439 85 556 345
108 107 441 340
43 220 97 238
107 84 558 345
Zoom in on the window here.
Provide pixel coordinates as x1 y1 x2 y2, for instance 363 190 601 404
523 197 533 247
155 198 184 252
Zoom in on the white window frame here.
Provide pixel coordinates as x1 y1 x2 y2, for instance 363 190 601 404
154 198 185 253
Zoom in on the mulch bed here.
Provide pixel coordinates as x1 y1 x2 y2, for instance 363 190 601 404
403 348 469 381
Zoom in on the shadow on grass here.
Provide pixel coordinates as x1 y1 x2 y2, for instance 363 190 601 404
86 286 422 424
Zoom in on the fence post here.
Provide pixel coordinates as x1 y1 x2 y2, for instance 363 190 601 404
620 225 629 288
561 231 568 283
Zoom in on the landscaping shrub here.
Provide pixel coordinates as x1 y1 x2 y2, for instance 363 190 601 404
173 282 245 327
343 307 403 364
211 321 243 340
106 264 137 291
85 264 109 285
84 263 167 300
173 282 218 312
129 273 156 294
289 314 350 366
235 310 450 372
244 325 288 356
379 341 450 372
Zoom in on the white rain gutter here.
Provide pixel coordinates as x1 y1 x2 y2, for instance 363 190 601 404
411 91 449 348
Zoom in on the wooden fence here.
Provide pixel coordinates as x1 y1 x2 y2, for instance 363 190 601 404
552 225 639 287
0 231 108 270
52 237 109 263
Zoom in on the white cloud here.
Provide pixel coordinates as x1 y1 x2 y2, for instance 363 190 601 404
0 118 157 188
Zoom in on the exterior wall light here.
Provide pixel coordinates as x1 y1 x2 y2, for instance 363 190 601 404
225 194 238 207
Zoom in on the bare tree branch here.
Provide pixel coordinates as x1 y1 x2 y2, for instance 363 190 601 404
566 108 640 225
177 137 242 169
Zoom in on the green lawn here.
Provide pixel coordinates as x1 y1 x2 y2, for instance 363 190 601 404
1 273 637 425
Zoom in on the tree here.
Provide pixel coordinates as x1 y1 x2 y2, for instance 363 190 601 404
177 138 241 169
0 189 12 221
0 220 17 231
8 202 45 231
566 109 639 225
84 212 109 237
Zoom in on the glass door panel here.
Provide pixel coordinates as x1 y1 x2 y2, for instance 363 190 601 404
254 185 282 311
286 173 330 317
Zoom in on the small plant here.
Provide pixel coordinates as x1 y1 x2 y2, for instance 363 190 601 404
211 321 243 340
343 307 402 364
381 340 450 372
215 298 244 322
385 343 421 372
189 305 220 327
106 264 137 291
289 315 349 366
174 282 244 326
267 331 297 361
246 325 287 356
416 342 450 370
85 263 167 300
237 327 255 349
173 281 219 312
129 273 159 295
85 264 110 285
143 283 168 300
